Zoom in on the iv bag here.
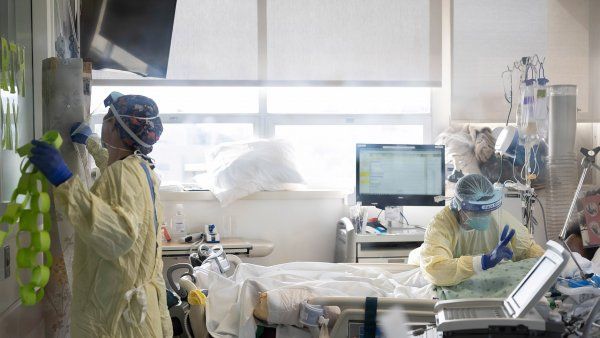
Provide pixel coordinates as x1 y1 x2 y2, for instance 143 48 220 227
534 79 549 141
517 80 538 142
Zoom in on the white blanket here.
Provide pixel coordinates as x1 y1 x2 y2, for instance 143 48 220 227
201 262 434 338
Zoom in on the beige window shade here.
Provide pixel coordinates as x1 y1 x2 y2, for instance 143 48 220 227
167 0 258 80
265 0 441 85
95 0 442 86
452 0 590 122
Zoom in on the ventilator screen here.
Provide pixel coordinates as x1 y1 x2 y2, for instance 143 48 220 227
510 257 555 309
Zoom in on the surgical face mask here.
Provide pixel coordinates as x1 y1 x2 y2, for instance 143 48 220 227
101 116 134 153
102 139 131 152
461 211 492 231
465 215 491 231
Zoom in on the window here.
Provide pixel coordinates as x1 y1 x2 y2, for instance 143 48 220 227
90 85 431 190
89 0 438 190
276 124 424 189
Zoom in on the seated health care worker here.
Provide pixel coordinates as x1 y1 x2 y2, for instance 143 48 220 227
29 93 172 337
408 174 544 286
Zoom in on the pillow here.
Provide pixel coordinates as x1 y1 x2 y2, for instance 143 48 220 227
206 139 306 206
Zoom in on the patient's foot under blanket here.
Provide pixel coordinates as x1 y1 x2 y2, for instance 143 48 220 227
436 258 539 300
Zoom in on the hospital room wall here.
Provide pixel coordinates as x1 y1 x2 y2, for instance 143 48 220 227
0 0 47 336
161 192 347 265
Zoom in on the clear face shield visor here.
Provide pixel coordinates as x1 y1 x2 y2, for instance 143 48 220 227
454 189 503 231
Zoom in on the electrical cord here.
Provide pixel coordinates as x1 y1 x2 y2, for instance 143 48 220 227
534 195 549 242
400 211 410 226
377 208 410 226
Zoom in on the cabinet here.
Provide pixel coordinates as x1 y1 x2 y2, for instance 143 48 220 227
335 217 425 263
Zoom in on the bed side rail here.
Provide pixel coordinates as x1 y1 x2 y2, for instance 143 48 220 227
329 309 435 338
309 296 436 312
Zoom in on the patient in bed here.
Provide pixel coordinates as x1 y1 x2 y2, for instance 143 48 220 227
408 174 544 286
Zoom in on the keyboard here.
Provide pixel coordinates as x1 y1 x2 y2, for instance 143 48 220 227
445 307 506 320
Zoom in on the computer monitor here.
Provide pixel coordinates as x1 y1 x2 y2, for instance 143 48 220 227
81 0 177 77
356 144 445 208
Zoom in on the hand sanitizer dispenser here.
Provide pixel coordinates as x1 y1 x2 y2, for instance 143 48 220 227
205 224 220 243
172 204 187 236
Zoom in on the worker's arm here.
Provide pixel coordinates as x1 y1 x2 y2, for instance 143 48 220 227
503 213 545 260
86 135 109 173
54 163 140 260
419 225 478 286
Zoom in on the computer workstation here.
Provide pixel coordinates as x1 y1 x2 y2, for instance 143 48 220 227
335 143 445 263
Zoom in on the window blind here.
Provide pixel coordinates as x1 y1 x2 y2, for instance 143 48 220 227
94 0 442 86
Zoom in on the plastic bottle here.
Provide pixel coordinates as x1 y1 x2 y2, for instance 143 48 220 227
172 204 187 235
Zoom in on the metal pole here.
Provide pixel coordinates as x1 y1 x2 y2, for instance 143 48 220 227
559 163 589 240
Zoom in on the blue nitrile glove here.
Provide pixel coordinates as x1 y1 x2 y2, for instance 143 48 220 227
566 274 600 288
30 140 73 186
482 224 516 270
70 122 92 144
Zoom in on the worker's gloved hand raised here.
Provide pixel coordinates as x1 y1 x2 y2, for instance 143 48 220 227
70 122 92 144
481 225 515 270
29 140 73 186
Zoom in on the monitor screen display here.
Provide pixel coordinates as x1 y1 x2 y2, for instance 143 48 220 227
356 144 445 207
511 256 556 308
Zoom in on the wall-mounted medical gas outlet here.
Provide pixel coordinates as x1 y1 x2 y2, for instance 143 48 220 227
0 245 10 280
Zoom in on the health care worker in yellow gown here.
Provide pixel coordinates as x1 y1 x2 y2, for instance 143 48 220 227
408 174 544 286
28 93 172 337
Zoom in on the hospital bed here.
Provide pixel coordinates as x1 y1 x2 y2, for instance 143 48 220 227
308 296 436 338
167 238 600 338
166 255 438 338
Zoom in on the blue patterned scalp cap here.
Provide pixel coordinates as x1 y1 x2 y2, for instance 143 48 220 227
104 92 163 154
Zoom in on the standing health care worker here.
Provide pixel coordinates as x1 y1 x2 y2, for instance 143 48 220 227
408 174 544 286
29 93 172 337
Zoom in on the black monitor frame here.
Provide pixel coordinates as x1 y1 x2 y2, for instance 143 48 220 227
81 0 178 77
356 144 445 208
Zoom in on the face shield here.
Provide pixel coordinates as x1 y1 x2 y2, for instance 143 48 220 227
452 174 503 231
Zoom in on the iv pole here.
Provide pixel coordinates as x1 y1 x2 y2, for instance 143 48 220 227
559 147 600 333
502 55 545 236
559 147 600 282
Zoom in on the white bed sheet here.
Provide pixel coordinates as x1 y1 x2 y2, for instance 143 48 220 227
200 262 434 338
